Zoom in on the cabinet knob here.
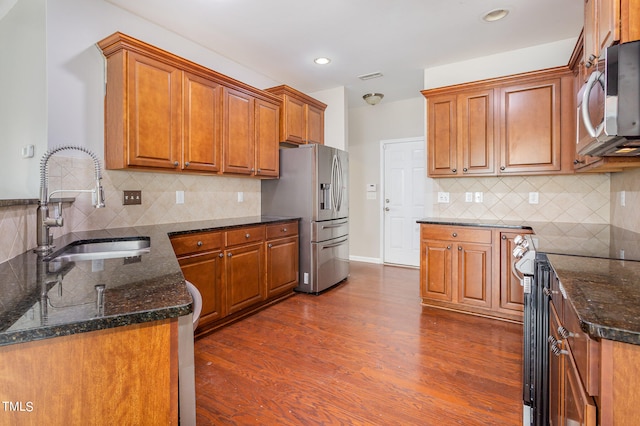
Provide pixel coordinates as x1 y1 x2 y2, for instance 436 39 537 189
218 253 224 258
268 243 273 248
245 233 250 239
446 245 451 250
227 252 232 257
257 169 261 174
451 168 457 173
501 235 507 240
500 166 505 171
452 232 457 237
197 241 203 247
185 162 190 167
573 159 585 165
462 168 468 172
282 228 287 232
458 246 462 251
251 168 255 173
173 161 179 167
550 343 569 357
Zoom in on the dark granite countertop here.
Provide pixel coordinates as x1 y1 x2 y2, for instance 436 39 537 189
0 215 298 347
416 217 533 230
547 254 640 345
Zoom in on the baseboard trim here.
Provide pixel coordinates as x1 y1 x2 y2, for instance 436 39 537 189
349 255 382 264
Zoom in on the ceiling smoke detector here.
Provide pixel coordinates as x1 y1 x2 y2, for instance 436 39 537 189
363 93 384 106
358 72 384 81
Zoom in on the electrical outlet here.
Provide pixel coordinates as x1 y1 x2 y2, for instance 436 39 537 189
237 192 244 203
621 190 626 207
437 192 450 203
176 190 185 204
474 192 483 203
123 190 142 205
465 192 473 202
529 192 539 204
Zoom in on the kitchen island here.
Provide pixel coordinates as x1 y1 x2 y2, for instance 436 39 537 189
0 215 297 425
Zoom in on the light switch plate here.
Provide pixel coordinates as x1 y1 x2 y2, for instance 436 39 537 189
123 190 142 205
437 192 450 203
528 192 539 204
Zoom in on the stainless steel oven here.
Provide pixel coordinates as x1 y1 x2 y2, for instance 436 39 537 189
513 234 551 426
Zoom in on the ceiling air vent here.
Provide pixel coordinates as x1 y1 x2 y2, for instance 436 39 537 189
358 72 383 81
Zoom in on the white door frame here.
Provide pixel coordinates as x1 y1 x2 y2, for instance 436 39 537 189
379 136 425 266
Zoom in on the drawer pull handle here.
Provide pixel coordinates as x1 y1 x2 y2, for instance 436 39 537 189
174 161 179 167
245 233 250 239
452 232 457 237
197 241 203 247
282 228 287 232
451 168 457 173
185 162 190 167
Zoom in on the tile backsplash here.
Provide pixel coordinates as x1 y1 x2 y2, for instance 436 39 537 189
0 156 260 263
611 167 640 233
432 174 611 223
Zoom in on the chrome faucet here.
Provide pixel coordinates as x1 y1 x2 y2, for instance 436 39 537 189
35 145 106 253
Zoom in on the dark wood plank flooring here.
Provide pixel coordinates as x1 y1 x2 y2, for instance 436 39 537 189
194 262 523 425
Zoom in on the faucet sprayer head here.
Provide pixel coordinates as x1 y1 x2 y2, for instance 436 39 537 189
93 180 106 208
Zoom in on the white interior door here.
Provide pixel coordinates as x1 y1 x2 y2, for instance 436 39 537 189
382 139 425 266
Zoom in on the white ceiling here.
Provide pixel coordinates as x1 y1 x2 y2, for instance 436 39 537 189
105 0 583 107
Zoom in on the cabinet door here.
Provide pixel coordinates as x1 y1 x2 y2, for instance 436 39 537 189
598 0 619 53
178 250 224 327
306 103 324 145
265 235 299 298
427 95 458 176
126 51 182 170
225 242 265 314
255 99 280 177
456 242 492 308
282 95 306 144
183 72 222 173
564 348 597 426
584 0 598 68
222 87 255 175
458 89 496 175
420 239 453 302
498 78 562 174
499 232 526 313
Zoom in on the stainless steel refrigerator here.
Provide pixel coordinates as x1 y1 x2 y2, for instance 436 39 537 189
262 144 349 294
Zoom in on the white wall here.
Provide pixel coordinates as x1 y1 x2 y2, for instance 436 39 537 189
424 37 578 89
311 86 347 151
0 0 46 198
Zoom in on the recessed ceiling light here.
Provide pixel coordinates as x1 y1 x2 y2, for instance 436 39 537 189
314 57 331 65
482 8 509 22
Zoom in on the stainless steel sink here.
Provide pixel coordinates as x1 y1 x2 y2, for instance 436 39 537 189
43 236 151 262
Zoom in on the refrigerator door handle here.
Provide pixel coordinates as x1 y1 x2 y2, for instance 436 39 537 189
331 154 339 212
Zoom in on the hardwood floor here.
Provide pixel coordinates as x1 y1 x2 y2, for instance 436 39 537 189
194 262 523 425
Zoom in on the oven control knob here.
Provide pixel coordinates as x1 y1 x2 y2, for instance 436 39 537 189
512 245 528 259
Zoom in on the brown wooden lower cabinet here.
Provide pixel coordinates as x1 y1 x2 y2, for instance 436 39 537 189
0 319 178 425
171 221 299 336
420 224 530 322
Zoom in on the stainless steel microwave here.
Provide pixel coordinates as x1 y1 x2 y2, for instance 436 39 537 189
577 40 640 156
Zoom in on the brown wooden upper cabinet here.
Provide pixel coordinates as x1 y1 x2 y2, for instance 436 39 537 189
97 32 281 178
266 85 326 145
422 67 576 178
582 0 640 80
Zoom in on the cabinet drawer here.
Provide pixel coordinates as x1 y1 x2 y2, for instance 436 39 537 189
170 231 223 257
266 222 298 239
226 225 265 247
564 302 600 396
420 225 492 244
